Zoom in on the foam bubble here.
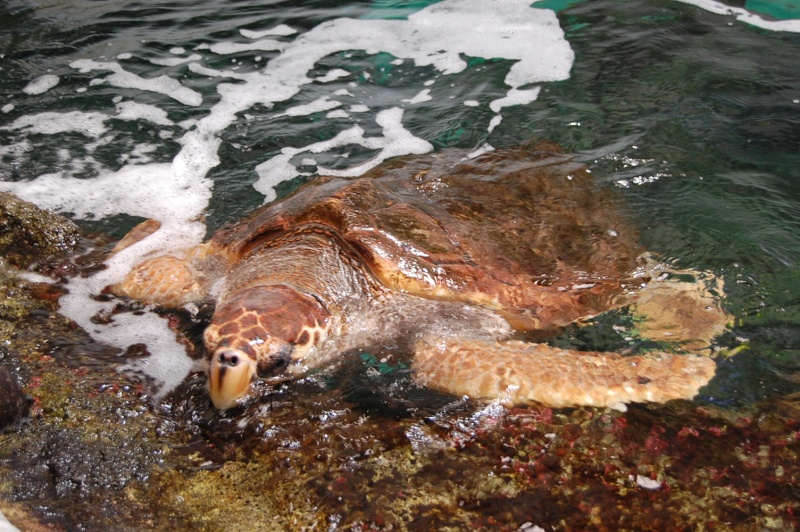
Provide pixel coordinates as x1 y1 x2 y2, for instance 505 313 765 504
22 74 59 95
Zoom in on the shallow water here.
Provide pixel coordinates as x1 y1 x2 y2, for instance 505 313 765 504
1 0 800 528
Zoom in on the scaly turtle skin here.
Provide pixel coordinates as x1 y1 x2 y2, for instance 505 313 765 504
112 143 729 411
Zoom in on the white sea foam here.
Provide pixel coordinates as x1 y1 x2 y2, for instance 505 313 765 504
22 74 59 95
207 39 285 55
674 0 800 32
150 53 203 67
278 96 342 117
240 24 297 39
2 110 108 137
0 0 576 397
466 143 495 159
403 88 432 104
115 101 174 126
70 59 203 106
314 68 350 83
490 87 541 113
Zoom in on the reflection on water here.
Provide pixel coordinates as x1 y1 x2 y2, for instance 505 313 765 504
1 0 800 529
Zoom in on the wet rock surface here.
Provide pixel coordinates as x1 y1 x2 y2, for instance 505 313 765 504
0 360 28 431
0 192 798 530
0 192 79 270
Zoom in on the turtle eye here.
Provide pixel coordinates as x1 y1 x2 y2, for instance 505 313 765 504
256 343 293 377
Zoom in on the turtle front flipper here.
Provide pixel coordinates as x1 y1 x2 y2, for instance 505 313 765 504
110 220 230 308
112 254 209 307
413 338 716 410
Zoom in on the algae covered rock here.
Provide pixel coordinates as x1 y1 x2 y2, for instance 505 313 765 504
0 192 79 269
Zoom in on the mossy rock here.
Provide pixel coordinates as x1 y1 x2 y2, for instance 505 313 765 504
0 192 79 269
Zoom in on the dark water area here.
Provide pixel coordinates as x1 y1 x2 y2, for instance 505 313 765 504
1 0 800 529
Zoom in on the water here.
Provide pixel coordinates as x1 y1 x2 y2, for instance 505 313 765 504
1 0 800 527
2 0 799 410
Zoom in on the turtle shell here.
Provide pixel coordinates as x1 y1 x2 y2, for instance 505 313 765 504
211 142 643 332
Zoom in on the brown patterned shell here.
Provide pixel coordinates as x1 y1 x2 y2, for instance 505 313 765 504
211 142 643 332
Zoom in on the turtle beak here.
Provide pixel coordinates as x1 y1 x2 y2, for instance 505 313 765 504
208 348 257 410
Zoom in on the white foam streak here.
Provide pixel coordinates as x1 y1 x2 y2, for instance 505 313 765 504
404 89 432 104
188 63 249 80
278 96 342 117
115 101 174 126
241 24 297 39
0 163 211 225
150 53 203 67
466 143 495 159
314 68 350 83
674 0 800 32
255 108 432 201
70 59 203 106
490 87 542 113
208 39 285 55
3 110 108 137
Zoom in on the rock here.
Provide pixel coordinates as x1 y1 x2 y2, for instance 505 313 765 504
0 192 79 269
0 363 28 430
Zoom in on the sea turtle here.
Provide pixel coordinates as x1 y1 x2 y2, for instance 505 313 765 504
111 143 729 411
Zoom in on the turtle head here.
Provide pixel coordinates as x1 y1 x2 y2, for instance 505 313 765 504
203 285 330 410
205 326 295 410
207 347 258 410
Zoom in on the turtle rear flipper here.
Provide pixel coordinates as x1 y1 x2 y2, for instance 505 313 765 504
631 269 731 353
413 338 716 410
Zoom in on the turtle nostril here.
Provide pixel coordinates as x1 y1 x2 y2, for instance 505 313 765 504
217 351 240 367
